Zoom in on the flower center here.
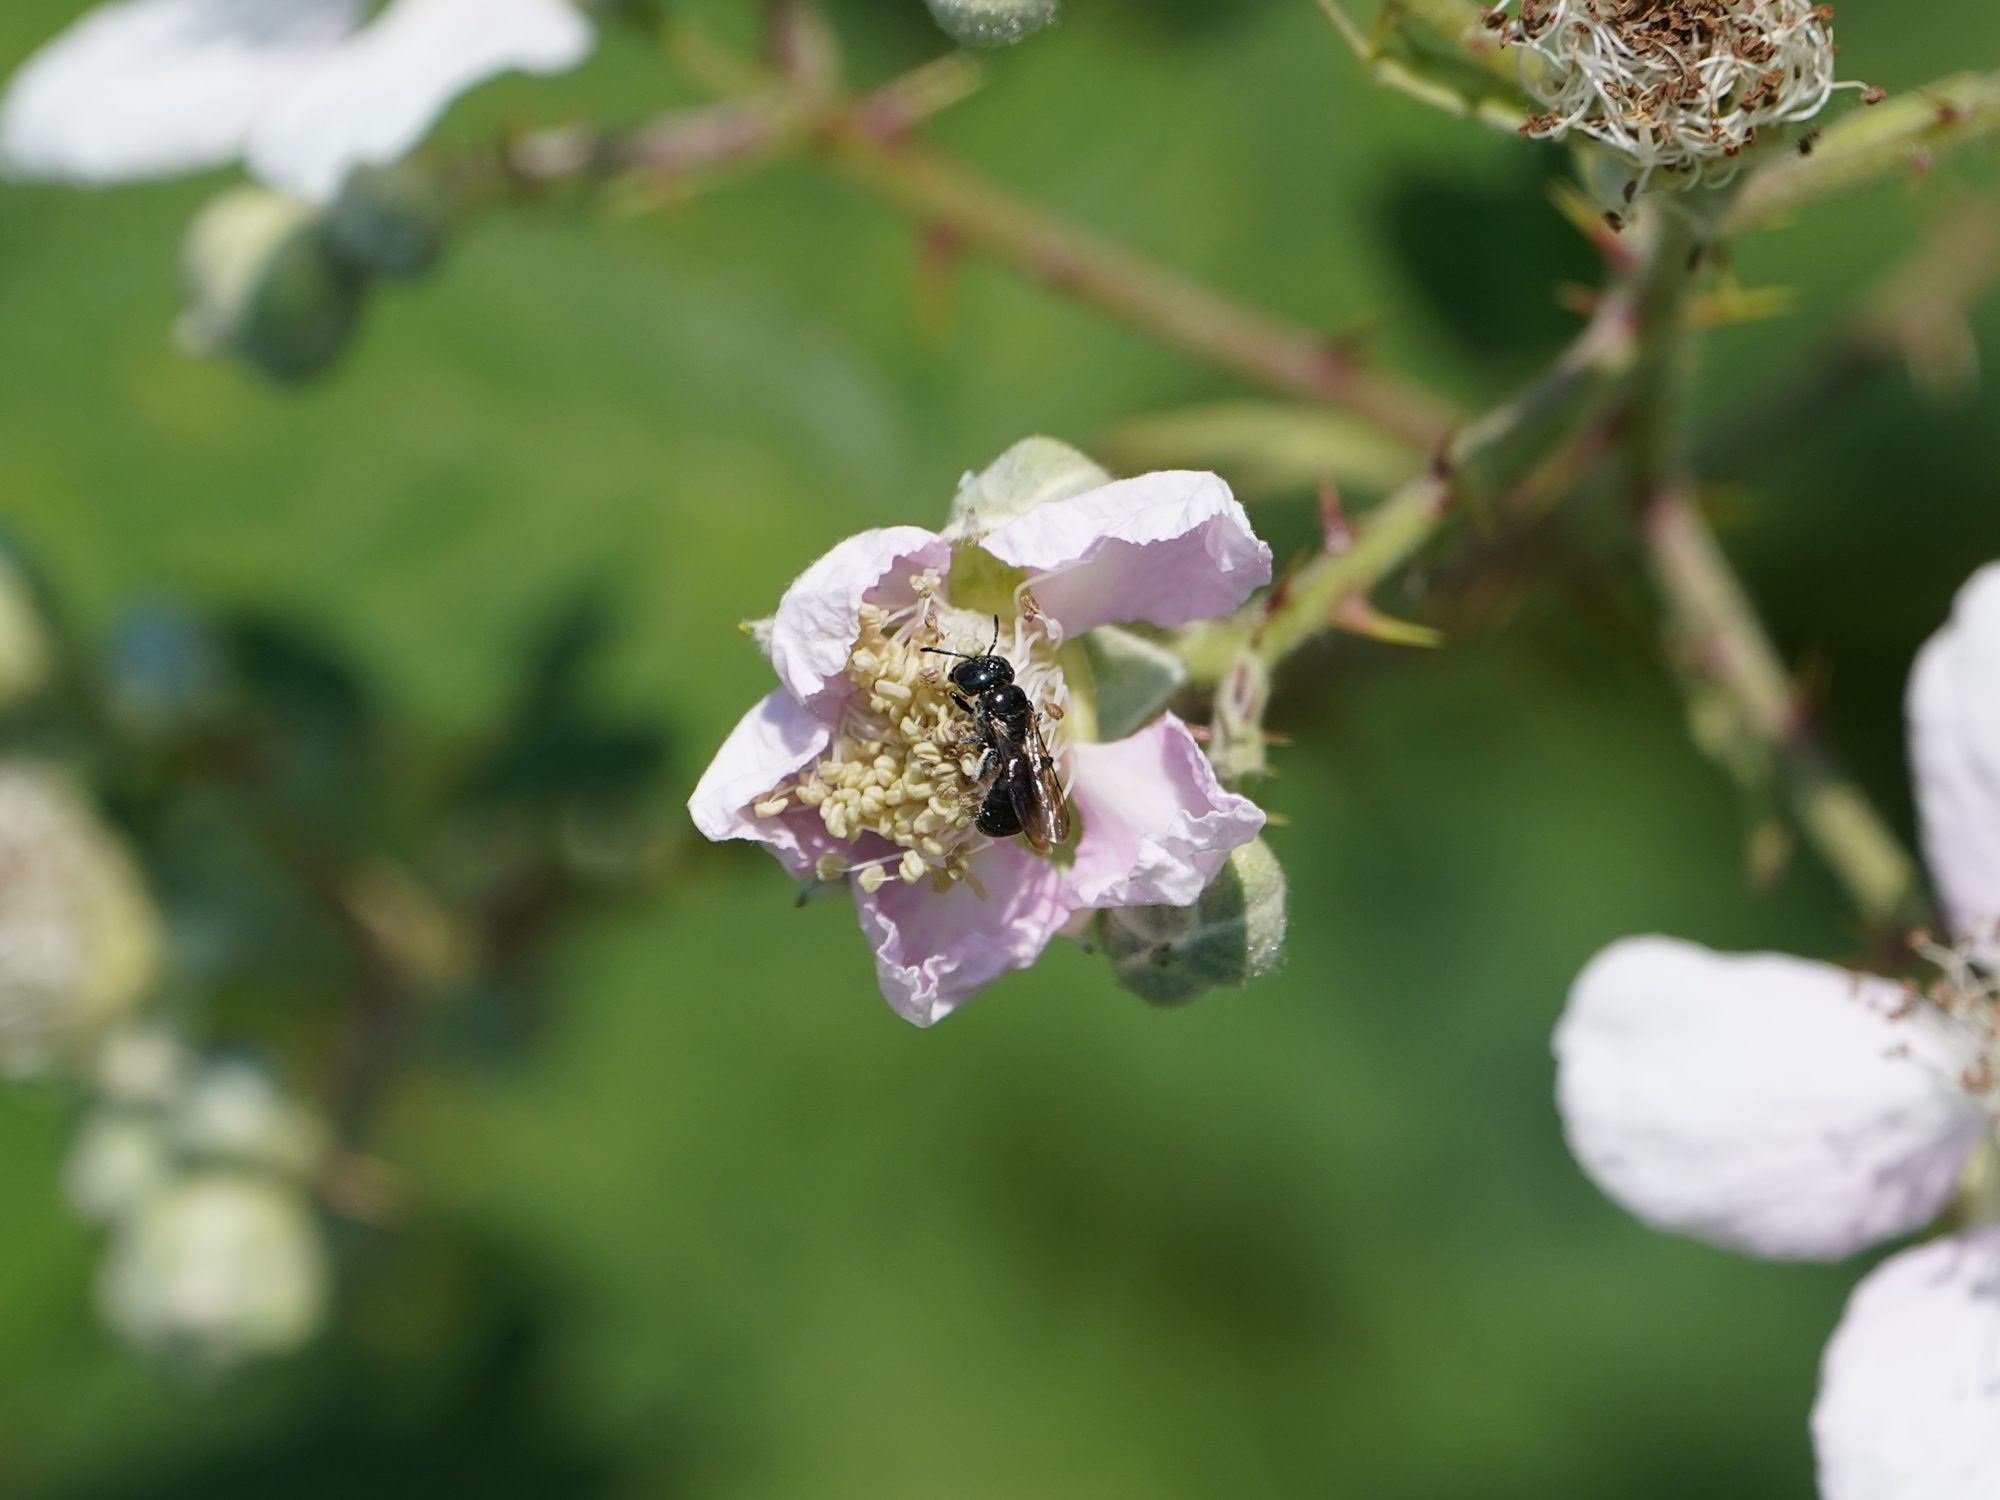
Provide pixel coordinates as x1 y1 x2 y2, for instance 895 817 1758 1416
754 574 1070 894
1911 930 2000 1112
1501 0 1842 185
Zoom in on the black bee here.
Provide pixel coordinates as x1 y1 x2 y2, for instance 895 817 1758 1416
924 619 1071 854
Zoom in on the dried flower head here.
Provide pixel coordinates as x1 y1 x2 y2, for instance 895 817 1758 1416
1496 0 1854 187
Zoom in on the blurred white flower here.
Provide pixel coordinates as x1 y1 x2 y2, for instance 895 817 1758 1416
0 766 162 1078
1553 563 2000 1499
66 1110 172 1225
169 1057 328 1178
88 1024 194 1109
0 0 593 204
99 1171 329 1370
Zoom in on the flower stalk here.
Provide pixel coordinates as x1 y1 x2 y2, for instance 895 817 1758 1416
1626 208 1929 934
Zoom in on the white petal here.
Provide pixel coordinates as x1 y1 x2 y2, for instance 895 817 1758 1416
979 471 1271 637
1555 937 1988 1261
246 0 592 203
853 840 1075 1027
768 527 952 715
1909 563 2000 953
1065 713 1266 908
687 690 830 876
0 0 361 185
1814 1227 2000 1500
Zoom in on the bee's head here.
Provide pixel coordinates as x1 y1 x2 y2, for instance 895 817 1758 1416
947 654 1014 696
923 616 1015 697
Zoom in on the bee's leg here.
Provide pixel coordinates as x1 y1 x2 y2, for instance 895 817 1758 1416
942 748 1003 823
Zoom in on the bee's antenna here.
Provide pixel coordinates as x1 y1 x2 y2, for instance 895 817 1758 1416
988 615 1000 656
920 646 971 660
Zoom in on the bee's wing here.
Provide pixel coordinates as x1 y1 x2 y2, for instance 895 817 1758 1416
1016 718 1070 852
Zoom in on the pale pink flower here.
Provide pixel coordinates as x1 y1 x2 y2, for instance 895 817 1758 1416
0 0 591 203
688 467 1271 1026
1555 563 2000 1500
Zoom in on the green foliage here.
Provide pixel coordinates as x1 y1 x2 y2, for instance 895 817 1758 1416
1 0 1999 1497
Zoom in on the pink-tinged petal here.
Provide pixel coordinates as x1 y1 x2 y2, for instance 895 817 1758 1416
1909 563 2000 954
687 691 830 875
1814 1227 2000 1500
246 0 592 202
0 0 361 185
769 527 951 714
979 471 1270 636
1065 713 1265 909
1555 937 1988 1261
854 841 1074 1027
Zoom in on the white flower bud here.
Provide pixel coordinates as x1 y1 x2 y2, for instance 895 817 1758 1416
169 1059 327 1179
0 551 53 710
923 0 1060 48
65 1109 171 1225
0 766 162 1078
98 1172 328 1370
1099 838 1288 1005
179 189 364 382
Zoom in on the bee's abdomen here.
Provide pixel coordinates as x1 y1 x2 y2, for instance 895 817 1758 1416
975 775 1025 837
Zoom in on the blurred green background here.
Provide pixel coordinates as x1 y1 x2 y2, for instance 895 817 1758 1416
4 1 2000 1496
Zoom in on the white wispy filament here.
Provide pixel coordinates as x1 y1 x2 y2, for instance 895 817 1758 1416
1494 0 1854 188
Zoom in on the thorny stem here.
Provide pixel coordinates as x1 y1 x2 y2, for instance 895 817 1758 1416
1628 209 1929 936
1250 288 1640 668
495 41 1455 451
815 128 1456 450
510 16 1937 930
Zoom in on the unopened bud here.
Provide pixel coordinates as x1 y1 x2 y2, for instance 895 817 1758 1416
923 0 1060 48
179 188 364 382
326 163 446 280
102 603 225 737
98 1171 329 1370
0 766 162 1078
1099 838 1288 1005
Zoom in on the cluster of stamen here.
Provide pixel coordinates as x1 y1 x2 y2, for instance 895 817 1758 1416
1906 926 2000 1108
752 575 1069 895
1488 0 1851 188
